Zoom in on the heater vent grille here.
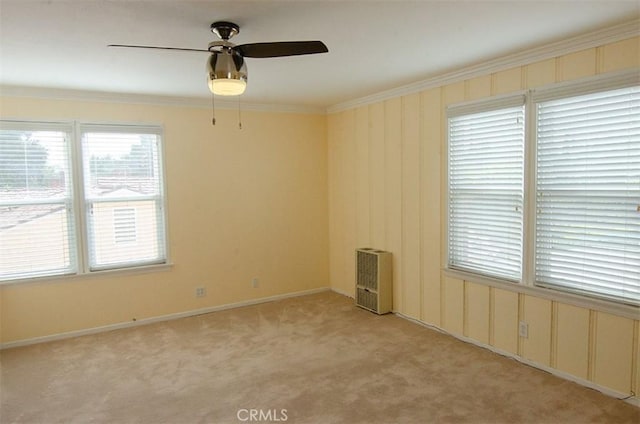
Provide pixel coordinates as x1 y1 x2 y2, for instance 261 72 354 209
355 248 392 314
357 250 378 290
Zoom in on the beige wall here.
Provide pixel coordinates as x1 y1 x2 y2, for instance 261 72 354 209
328 36 640 395
0 97 329 344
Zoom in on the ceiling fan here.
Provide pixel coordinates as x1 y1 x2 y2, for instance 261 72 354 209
109 21 329 96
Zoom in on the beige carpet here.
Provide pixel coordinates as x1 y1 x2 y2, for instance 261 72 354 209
1 291 638 423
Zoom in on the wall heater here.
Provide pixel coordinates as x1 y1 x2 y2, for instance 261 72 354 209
355 248 392 314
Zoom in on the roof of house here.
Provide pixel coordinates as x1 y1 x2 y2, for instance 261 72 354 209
0 186 150 232
0 203 66 231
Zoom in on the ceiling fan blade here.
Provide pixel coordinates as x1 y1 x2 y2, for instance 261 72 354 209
108 44 209 53
233 41 328 58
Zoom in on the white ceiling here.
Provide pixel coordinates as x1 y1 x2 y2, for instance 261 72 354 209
0 1 638 109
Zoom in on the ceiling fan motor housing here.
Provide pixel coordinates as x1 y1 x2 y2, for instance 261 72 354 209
207 49 248 95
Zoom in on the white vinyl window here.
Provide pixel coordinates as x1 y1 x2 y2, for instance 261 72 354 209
0 121 168 282
0 122 77 280
81 125 166 271
447 71 639 306
534 85 640 304
447 97 525 281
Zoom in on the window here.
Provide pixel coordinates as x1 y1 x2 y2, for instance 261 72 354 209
81 126 166 270
447 72 639 305
0 122 76 280
0 121 168 282
534 85 640 304
447 98 525 282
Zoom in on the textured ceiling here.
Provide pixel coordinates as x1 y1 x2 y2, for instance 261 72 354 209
0 1 638 108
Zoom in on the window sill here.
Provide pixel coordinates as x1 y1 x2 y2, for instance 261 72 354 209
443 268 639 321
0 262 174 287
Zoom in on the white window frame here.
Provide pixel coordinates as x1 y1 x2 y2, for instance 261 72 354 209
528 71 639 306
0 120 170 284
446 69 640 312
446 93 527 283
0 120 78 280
79 124 168 272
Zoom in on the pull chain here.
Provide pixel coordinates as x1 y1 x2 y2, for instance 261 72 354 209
238 95 243 130
211 92 216 126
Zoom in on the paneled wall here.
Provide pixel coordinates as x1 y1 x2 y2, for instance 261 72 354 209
328 36 640 395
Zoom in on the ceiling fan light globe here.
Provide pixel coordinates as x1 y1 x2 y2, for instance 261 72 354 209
209 79 247 96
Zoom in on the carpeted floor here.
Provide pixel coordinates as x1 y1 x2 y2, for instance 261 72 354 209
1 291 638 423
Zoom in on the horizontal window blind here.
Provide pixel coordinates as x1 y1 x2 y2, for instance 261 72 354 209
448 104 525 281
535 86 640 304
81 128 166 270
0 122 77 280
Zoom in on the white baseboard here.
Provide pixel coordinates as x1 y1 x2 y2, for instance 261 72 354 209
0 287 331 350
393 311 638 407
625 396 640 408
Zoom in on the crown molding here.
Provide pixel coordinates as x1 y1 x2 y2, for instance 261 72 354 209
0 85 325 115
326 18 640 113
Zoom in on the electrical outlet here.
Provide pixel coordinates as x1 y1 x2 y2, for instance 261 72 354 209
519 321 529 338
195 287 207 298
252 278 259 288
